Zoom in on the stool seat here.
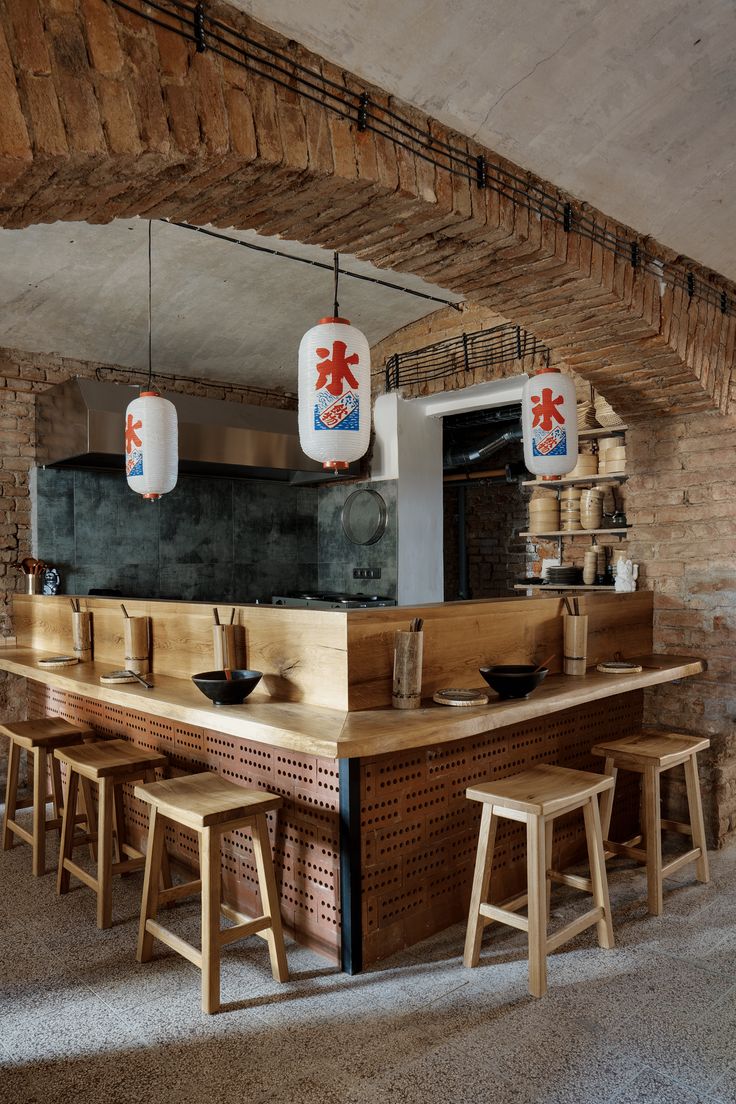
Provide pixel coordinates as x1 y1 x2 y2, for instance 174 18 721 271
135 771 289 1013
135 772 282 829
54 738 166 780
467 764 614 816
593 728 710 916
2 715 94 876
55 739 168 928
465 764 615 997
592 730 710 768
0 717 94 749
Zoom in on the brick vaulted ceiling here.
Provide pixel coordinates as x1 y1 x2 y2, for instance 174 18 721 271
0 0 734 418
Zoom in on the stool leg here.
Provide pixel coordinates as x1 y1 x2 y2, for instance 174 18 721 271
50 755 64 826
527 813 547 998
137 805 166 963
200 826 221 1014
599 757 617 840
463 803 498 968
97 778 114 929
81 778 97 862
31 747 48 876
684 753 710 884
583 796 615 949
545 818 553 922
251 813 289 983
642 765 663 916
3 739 21 851
143 768 172 890
113 783 126 869
57 768 79 895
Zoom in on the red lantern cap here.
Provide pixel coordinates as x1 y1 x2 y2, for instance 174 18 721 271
140 390 159 397
322 460 350 471
318 316 351 326
533 366 559 375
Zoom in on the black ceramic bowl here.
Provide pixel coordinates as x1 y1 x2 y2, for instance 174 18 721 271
479 664 548 701
192 669 263 706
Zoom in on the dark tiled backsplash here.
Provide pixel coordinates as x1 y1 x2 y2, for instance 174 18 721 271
33 468 397 603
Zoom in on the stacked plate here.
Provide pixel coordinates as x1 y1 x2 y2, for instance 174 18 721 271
546 565 583 586
577 399 598 430
594 393 621 428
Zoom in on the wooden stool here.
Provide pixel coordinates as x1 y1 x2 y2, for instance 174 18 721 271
1 716 94 876
464 764 615 997
592 729 710 916
135 771 289 1014
55 739 168 929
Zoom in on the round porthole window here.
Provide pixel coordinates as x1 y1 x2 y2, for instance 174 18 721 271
341 488 387 546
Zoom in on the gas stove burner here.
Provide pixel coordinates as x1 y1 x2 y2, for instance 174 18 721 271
272 591 396 609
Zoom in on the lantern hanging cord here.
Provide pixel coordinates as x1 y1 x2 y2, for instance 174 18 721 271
333 253 340 318
147 219 153 391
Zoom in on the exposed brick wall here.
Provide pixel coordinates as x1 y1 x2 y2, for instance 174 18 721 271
0 0 734 846
625 411 736 842
0 0 734 419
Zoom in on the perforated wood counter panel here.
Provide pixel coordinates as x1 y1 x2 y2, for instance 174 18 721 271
359 692 643 965
27 683 341 961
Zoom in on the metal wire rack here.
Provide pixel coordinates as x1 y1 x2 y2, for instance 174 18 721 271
110 0 734 319
385 323 548 392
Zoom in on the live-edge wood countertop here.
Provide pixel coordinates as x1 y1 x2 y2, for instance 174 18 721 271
0 647 704 760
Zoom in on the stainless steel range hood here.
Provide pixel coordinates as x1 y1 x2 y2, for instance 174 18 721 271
35 378 358 483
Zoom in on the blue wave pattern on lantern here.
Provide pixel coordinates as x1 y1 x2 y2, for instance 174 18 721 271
314 390 359 431
126 450 144 476
532 426 567 457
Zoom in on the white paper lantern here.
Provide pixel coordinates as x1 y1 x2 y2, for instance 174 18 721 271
521 368 578 478
125 391 178 500
298 316 371 470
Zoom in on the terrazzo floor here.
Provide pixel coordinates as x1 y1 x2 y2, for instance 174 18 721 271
2 805 736 1104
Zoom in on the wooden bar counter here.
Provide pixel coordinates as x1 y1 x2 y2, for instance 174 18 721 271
2 593 704 971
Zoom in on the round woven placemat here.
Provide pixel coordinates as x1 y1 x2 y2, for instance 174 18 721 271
37 656 78 668
596 661 643 675
100 670 138 684
433 688 489 707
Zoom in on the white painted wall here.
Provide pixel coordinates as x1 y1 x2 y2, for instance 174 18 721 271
372 393 443 604
372 378 528 604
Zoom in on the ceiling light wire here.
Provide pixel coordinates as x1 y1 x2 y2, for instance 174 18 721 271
147 219 153 391
333 252 340 318
164 220 464 311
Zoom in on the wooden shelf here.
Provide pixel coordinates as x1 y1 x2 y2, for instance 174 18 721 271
523 474 628 489
513 584 617 592
520 528 629 538
577 424 627 440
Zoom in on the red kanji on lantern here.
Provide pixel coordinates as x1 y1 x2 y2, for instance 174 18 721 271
530 387 565 431
314 340 360 396
125 413 142 453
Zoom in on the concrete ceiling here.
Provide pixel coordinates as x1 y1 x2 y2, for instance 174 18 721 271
0 220 459 388
236 0 736 281
4 3 733 388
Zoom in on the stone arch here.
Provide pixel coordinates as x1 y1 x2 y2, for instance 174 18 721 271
0 0 733 418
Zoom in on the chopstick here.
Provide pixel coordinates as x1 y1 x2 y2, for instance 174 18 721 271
69 598 81 613
120 603 129 619
213 608 220 626
409 617 424 633
229 608 235 625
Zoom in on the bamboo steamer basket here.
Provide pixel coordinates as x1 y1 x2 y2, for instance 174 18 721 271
560 487 581 502
597 436 621 456
569 455 598 479
606 446 627 462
